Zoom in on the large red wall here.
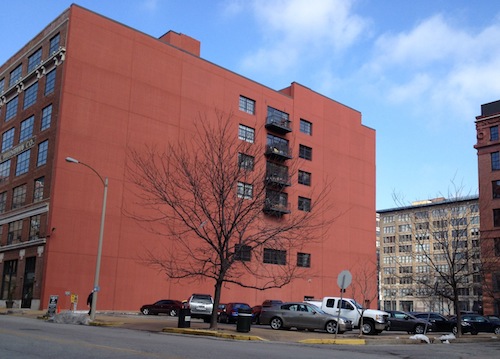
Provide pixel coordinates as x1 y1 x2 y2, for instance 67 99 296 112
43 5 375 311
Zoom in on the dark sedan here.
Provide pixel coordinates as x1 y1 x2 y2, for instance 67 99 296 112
413 312 476 334
140 299 182 316
386 310 434 334
461 314 500 334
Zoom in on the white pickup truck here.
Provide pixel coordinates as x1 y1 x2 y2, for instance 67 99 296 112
307 297 389 335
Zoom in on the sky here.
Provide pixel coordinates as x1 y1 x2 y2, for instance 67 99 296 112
2 0 500 210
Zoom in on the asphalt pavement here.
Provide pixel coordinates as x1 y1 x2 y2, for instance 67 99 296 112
1 308 499 345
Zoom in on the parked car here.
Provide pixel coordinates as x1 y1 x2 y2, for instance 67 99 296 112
386 310 434 334
259 302 352 334
218 302 252 323
262 299 283 307
140 299 182 316
187 294 214 323
412 312 477 334
252 300 283 324
461 314 500 334
485 315 500 321
217 303 227 320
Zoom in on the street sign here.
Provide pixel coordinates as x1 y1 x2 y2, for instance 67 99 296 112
337 270 352 290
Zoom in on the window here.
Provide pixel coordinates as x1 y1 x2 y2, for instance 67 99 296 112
298 196 311 212
494 209 500 227
492 152 500 171
15 150 30 176
298 170 311 186
493 181 500 199
297 253 311 268
9 65 22 87
238 153 254 171
0 160 11 183
299 144 312 160
20 116 34 142
398 224 411 232
383 246 395 254
49 33 60 54
29 215 41 241
265 189 288 210
41 104 52 130
239 96 255 115
0 192 6 213
399 245 412 253
23 82 38 109
238 124 254 143
8 220 23 244
5 96 18 121
28 48 42 72
0 78 4 93
491 126 499 141
1 260 17 300
267 134 290 157
33 177 44 202
266 107 289 127
2 128 15 152
263 248 287 265
12 185 27 209
37 140 48 166
234 244 251 261
400 276 413 285
300 119 312 135
237 182 253 199
399 266 412 274
495 238 500 257
45 69 56 95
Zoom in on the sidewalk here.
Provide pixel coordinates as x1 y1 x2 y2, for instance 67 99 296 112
2 308 499 345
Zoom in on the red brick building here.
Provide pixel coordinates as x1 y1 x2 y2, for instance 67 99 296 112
475 100 500 315
0 5 376 312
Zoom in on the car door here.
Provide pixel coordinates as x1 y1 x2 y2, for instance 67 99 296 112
463 315 488 332
389 311 408 331
296 304 319 329
336 299 358 324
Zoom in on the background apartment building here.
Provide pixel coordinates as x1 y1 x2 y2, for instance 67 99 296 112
378 196 481 314
475 99 500 315
0 5 376 311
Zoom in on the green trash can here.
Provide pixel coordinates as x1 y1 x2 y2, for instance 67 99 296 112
236 308 252 333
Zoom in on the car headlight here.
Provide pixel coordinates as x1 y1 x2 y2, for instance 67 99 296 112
337 318 346 324
461 321 471 326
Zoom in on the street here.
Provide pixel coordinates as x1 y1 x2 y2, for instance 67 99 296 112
1 316 500 358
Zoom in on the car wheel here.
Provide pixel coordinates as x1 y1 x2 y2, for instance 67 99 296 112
325 320 337 334
141 308 150 315
414 324 425 335
452 325 458 335
270 317 283 330
169 309 178 317
494 327 500 335
471 328 478 335
361 320 375 335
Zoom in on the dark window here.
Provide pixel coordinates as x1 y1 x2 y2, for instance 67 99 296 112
29 215 41 241
45 69 56 95
491 126 499 141
238 124 255 143
298 170 311 186
8 220 23 244
492 152 500 171
34 177 44 202
12 184 27 209
238 153 254 171
494 181 500 199
495 238 500 257
5 96 18 121
9 65 22 87
234 244 251 262
263 248 287 265
494 209 500 227
300 119 312 135
267 107 289 126
298 196 311 212
20 116 34 142
49 33 60 54
23 82 38 109
28 48 42 72
0 78 4 93
41 104 52 130
265 189 288 210
37 140 48 167
237 182 253 199
2 128 15 151
297 253 311 268
267 134 290 157
299 144 312 160
15 150 30 176
1 260 18 300
239 96 255 115
0 160 11 183
0 191 6 213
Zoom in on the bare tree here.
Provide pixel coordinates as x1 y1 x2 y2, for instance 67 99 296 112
126 109 334 329
350 259 379 337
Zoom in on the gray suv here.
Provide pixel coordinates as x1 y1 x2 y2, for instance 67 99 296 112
188 293 214 322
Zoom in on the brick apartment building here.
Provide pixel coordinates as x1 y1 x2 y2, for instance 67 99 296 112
475 99 500 315
0 5 375 311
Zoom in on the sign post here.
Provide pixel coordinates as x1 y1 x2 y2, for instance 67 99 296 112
335 270 352 338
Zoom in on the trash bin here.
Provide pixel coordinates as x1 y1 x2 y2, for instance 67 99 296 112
236 307 252 333
178 307 191 328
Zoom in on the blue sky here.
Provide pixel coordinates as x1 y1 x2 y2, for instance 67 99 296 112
2 1 500 209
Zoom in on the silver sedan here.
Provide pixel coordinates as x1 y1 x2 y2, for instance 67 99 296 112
260 302 352 334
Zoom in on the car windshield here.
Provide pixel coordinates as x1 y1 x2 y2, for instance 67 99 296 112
351 300 364 310
307 303 327 315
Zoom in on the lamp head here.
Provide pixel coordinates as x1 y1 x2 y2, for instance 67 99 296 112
65 157 79 164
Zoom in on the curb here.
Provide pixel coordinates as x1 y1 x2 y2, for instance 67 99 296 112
299 338 366 345
162 328 266 341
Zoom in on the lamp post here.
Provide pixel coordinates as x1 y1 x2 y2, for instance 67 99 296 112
65 156 108 321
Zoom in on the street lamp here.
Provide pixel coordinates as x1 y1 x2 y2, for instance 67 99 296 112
65 156 108 321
